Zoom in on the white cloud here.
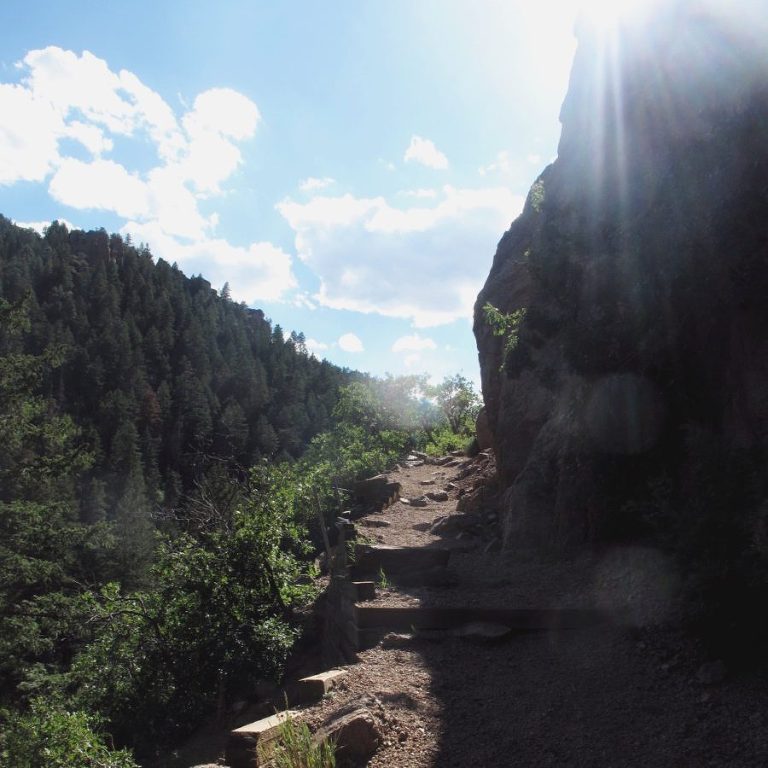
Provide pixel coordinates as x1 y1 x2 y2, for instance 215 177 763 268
392 334 437 353
13 218 77 233
145 165 212 240
119 69 185 161
63 121 113 155
305 338 329 355
278 186 524 326
0 47 261 228
527 153 542 164
479 150 512 176
404 135 448 170
22 47 136 134
49 158 150 218
292 292 317 309
404 353 421 368
183 88 260 141
0 82 63 184
399 188 437 199
0 46 289 305
179 88 260 195
300 176 335 192
123 220 296 303
338 333 364 353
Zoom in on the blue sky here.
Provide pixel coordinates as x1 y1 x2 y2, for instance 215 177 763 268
0 0 582 387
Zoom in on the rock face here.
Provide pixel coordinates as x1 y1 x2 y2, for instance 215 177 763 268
475 2 768 549
475 406 493 450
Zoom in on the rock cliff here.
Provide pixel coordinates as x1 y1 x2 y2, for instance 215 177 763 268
474 1 768 553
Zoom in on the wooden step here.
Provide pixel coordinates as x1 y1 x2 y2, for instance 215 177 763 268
225 710 298 767
294 669 347 703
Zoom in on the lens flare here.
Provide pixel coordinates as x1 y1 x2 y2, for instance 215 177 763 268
579 0 655 28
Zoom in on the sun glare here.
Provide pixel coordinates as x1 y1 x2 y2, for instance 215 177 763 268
579 0 655 28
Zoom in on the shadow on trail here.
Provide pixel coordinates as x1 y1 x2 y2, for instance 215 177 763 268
409 585 768 767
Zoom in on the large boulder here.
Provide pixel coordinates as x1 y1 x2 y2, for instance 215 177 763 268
313 707 380 764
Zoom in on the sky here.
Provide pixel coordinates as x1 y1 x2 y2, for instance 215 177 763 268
0 0 584 388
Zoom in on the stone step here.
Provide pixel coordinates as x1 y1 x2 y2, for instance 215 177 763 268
354 605 619 632
225 710 298 768
350 544 450 578
351 476 401 515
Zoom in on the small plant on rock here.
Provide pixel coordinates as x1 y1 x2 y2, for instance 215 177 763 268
483 302 527 370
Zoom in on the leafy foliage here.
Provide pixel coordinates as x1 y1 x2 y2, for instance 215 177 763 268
423 425 468 457
69 461 317 752
426 374 481 435
1 699 138 768
483 302 527 370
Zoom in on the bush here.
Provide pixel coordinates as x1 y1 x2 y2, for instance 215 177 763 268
1 698 137 768
423 425 467 457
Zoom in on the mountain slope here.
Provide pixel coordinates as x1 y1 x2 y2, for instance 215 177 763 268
0 215 353 519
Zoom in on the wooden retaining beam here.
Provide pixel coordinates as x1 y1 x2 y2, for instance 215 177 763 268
225 710 298 768
295 669 347 704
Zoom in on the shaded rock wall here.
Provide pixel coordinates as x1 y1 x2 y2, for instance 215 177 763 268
475 1 768 549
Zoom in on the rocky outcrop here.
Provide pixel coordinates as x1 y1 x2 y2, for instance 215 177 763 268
475 1 768 550
313 707 381 764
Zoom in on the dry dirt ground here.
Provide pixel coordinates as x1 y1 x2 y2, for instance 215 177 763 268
188 456 768 768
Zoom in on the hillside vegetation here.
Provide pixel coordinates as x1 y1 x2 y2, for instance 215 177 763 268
0 216 480 765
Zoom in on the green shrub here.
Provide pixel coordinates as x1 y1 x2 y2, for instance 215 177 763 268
1 699 137 768
424 425 466 457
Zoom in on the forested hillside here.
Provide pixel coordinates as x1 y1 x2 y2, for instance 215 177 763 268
0 216 351 514
0 216 357 764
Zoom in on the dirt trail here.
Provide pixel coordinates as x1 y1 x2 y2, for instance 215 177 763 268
298 457 768 767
